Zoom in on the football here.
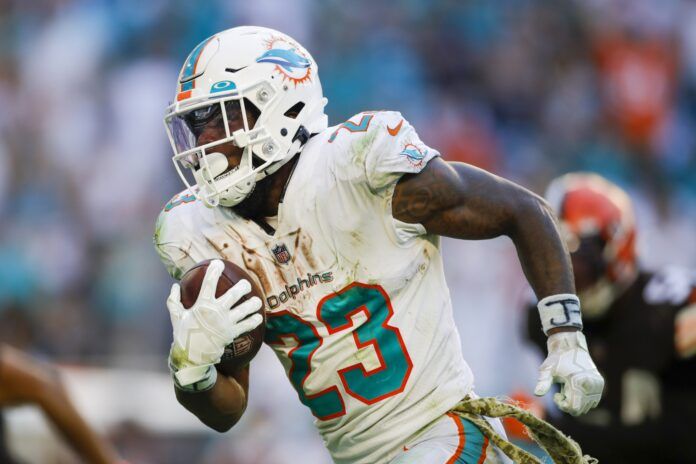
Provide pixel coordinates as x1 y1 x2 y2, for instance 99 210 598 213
179 259 265 376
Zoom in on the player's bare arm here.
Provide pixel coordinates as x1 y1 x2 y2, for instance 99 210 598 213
393 158 574 301
173 365 249 432
0 345 120 464
394 158 605 416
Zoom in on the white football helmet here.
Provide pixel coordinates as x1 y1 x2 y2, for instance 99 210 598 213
164 26 328 207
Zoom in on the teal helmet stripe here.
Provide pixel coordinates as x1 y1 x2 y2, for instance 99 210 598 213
180 36 214 91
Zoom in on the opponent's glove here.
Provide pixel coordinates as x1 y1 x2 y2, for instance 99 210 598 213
167 259 263 389
534 330 604 416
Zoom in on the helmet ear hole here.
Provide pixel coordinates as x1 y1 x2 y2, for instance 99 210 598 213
284 102 305 119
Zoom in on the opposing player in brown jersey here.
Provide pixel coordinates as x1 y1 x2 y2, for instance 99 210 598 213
526 173 696 463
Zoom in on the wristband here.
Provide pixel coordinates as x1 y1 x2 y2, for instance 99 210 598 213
537 293 583 335
170 363 217 392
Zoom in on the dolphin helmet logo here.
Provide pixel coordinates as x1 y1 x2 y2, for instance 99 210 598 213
257 36 313 85
256 48 310 73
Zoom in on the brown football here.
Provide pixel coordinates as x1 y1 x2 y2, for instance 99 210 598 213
179 259 265 376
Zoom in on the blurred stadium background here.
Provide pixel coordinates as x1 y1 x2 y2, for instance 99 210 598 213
0 0 695 462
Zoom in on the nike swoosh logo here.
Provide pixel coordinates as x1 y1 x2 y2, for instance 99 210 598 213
387 119 404 136
225 66 248 73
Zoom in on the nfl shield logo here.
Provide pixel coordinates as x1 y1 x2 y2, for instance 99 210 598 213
272 243 291 264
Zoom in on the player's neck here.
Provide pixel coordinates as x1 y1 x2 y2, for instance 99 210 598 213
233 155 299 219
263 155 298 215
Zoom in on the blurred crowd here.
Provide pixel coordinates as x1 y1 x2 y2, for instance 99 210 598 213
0 0 695 462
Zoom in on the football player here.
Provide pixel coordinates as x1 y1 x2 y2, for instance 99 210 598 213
525 173 696 462
155 26 604 463
0 345 122 463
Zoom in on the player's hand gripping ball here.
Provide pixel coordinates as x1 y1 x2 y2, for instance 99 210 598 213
173 259 265 376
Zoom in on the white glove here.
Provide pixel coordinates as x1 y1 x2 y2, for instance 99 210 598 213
534 331 604 416
167 259 263 387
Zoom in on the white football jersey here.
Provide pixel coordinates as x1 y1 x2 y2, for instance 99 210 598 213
155 111 474 464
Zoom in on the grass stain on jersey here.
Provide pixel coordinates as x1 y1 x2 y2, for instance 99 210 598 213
350 127 379 168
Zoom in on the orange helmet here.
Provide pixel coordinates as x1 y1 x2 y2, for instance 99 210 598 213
545 173 638 316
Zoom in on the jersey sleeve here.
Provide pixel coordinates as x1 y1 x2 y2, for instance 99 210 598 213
153 193 199 280
327 111 440 243
365 112 440 242
361 111 440 192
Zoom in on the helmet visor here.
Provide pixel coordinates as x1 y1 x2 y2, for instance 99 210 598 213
165 99 247 161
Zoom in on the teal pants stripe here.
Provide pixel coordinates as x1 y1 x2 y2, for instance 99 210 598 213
451 415 489 464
